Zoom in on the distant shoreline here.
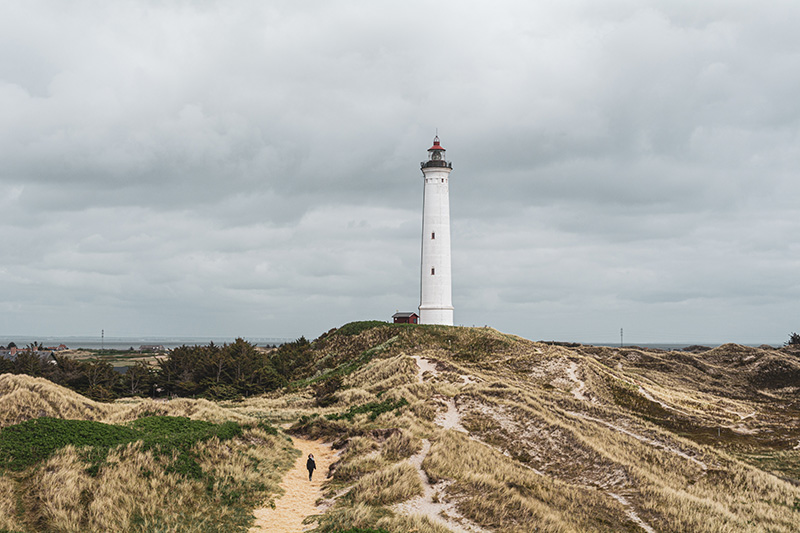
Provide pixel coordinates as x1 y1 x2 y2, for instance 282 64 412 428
0 336 293 350
1 334 782 352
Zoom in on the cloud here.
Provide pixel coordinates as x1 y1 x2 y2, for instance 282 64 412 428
1 1 799 343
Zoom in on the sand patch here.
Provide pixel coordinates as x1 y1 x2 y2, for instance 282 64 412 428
250 436 335 533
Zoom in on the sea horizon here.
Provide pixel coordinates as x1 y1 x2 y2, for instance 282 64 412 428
0 335 295 350
0 334 785 352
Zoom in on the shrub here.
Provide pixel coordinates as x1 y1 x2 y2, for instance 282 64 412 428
335 321 389 337
0 416 242 474
326 398 409 422
315 375 344 407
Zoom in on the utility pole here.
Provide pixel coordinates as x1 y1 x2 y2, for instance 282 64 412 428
101 329 104 352
620 328 623 348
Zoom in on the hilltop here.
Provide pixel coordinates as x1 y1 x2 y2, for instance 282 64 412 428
1 322 799 532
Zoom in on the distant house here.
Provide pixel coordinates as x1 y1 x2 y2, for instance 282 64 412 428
139 344 166 353
44 344 69 351
392 312 419 324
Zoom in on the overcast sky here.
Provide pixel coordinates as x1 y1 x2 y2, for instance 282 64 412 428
2 1 799 344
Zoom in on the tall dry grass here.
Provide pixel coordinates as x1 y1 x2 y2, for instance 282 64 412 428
380 428 421 461
13 428 296 533
0 474 22 531
5 325 799 533
0 374 298 532
344 354 417 392
0 373 116 427
347 462 422 505
313 503 455 533
0 373 256 428
423 430 627 532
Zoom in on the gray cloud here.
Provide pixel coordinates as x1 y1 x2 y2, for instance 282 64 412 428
1 1 799 343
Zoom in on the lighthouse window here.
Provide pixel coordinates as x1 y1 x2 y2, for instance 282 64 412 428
431 268 435 275
431 232 435 239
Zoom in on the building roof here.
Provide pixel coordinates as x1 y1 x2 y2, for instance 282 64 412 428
392 312 419 318
428 135 445 151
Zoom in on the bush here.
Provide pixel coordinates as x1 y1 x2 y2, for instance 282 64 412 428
0 416 242 474
203 383 242 401
335 321 388 337
314 375 344 407
326 398 409 422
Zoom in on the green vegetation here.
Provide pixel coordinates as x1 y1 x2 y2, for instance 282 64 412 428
4 321 800 532
787 332 800 346
334 321 391 336
0 416 241 475
0 321 407 404
326 398 409 421
0 400 294 533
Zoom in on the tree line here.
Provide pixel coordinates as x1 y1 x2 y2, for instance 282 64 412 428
0 337 316 401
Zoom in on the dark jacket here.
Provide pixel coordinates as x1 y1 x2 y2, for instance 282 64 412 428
306 457 316 472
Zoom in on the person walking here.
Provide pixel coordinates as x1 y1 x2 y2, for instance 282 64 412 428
306 453 316 481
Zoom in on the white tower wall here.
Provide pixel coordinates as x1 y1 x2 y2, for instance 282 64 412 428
419 139 454 325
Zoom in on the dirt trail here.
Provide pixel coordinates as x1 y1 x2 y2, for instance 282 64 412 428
396 357 490 532
250 436 335 533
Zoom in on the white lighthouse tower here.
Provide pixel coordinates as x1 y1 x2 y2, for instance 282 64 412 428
419 136 454 325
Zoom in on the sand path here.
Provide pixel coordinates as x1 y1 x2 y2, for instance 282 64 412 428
250 436 335 533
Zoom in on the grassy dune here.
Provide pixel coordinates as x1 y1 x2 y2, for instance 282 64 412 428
285 323 800 532
0 375 296 533
2 323 800 532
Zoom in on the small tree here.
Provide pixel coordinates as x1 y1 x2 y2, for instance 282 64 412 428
121 361 155 396
787 332 800 346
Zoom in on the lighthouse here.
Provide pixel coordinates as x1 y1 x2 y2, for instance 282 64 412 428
419 136 454 325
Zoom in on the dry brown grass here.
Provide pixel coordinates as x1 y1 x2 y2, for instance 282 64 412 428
5 325 800 532
0 374 297 532
423 430 630 532
12 430 297 533
0 373 257 428
381 428 421 461
0 373 116 427
0 477 19 530
347 462 423 505
0 474 22 531
344 354 417 392
295 326 800 532
314 503 455 533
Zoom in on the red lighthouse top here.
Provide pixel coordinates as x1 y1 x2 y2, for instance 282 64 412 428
422 135 452 169
428 135 445 151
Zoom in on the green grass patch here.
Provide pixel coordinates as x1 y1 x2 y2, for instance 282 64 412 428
326 398 409 421
0 416 242 476
335 321 390 336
